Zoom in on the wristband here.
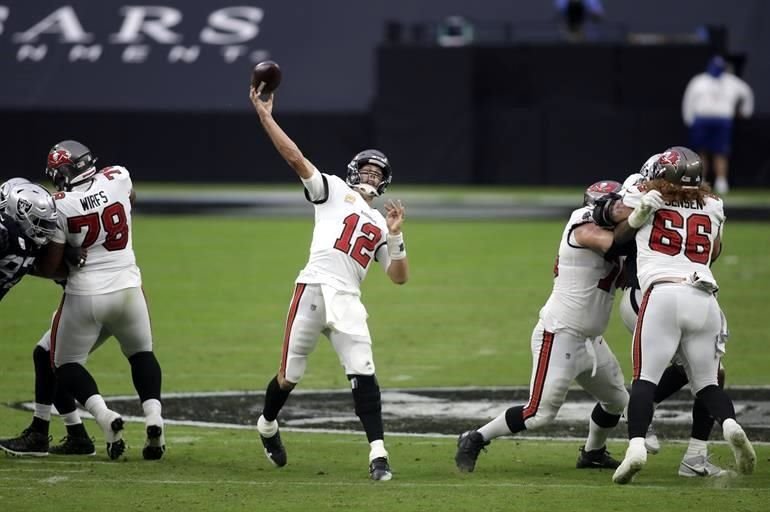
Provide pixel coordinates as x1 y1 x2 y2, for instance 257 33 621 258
627 207 650 229
387 232 406 260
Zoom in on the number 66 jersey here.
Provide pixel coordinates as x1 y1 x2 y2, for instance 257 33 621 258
623 186 725 293
51 167 141 295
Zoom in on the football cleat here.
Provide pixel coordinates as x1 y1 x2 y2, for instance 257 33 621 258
678 455 736 478
96 411 125 460
612 440 647 484
644 424 661 455
260 430 287 467
369 457 393 481
142 424 166 460
454 430 489 473
723 419 756 475
576 446 621 469
49 435 96 456
0 428 50 457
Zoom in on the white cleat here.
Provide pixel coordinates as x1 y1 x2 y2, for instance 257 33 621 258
678 455 736 478
644 425 660 455
96 410 125 460
612 440 647 485
723 419 756 475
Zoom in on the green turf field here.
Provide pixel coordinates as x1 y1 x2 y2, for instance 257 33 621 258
1 215 769 511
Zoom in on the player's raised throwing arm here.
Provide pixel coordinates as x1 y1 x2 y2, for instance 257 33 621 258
250 86 315 180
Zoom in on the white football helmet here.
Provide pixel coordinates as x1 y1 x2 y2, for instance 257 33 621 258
5 183 58 245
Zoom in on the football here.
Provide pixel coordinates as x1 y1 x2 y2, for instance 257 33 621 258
251 60 282 95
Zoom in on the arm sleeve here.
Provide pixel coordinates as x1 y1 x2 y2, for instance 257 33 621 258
739 79 754 118
301 167 329 204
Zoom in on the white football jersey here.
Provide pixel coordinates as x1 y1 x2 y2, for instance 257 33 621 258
623 187 725 292
51 166 141 295
540 207 621 337
296 171 390 294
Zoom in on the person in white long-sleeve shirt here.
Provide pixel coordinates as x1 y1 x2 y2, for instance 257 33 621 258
682 55 754 194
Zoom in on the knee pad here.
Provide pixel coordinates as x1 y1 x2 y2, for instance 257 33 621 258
348 374 381 417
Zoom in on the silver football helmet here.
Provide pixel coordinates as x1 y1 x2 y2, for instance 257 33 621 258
0 177 31 212
5 183 58 245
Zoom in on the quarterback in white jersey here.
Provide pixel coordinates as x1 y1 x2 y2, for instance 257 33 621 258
455 181 629 473
37 140 166 461
250 85 408 481
605 146 755 484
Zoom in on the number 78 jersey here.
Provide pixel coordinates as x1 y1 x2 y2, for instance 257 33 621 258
624 187 725 293
296 173 390 294
51 166 141 295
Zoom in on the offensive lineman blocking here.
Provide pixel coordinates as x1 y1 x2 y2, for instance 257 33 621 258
249 85 409 481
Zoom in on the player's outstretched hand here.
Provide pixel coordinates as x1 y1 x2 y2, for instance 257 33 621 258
384 199 405 234
249 84 274 118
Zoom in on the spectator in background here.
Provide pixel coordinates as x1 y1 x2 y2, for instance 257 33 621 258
682 56 754 194
555 0 604 42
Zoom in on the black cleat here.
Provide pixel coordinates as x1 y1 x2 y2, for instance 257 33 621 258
576 445 621 469
260 430 287 467
49 435 96 456
142 425 166 460
369 457 393 481
106 417 126 461
0 428 50 457
455 430 489 472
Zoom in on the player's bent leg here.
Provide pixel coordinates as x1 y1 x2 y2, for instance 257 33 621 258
56 362 125 461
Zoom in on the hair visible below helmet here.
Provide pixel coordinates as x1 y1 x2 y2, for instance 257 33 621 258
583 180 622 206
5 183 58 245
652 146 703 188
46 140 98 192
0 177 31 212
346 149 392 196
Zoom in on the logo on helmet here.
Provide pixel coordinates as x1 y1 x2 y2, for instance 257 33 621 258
16 197 33 216
48 149 72 168
659 151 680 166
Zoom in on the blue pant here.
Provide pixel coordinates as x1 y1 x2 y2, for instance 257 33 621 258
689 117 732 155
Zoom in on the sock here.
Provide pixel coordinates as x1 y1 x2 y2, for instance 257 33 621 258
262 375 292 422
585 403 621 451
55 363 99 406
696 385 735 424
61 410 81 426
627 380 657 438
504 405 527 434
33 346 55 405
66 423 88 438
478 410 513 441
34 403 52 422
142 398 163 426
257 415 278 437
349 375 384 443
369 439 388 461
83 394 110 423
654 364 688 403
629 436 646 453
129 352 162 403
685 438 708 459
690 396 715 441
30 415 50 435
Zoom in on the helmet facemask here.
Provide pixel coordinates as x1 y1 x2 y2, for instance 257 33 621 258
346 149 392 197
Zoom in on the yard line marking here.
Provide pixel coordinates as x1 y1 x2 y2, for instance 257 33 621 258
0 468 87 473
0 475 766 492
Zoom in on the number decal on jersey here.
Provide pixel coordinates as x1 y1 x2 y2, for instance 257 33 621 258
333 213 383 268
597 260 623 292
649 211 712 264
102 167 123 180
67 202 129 251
